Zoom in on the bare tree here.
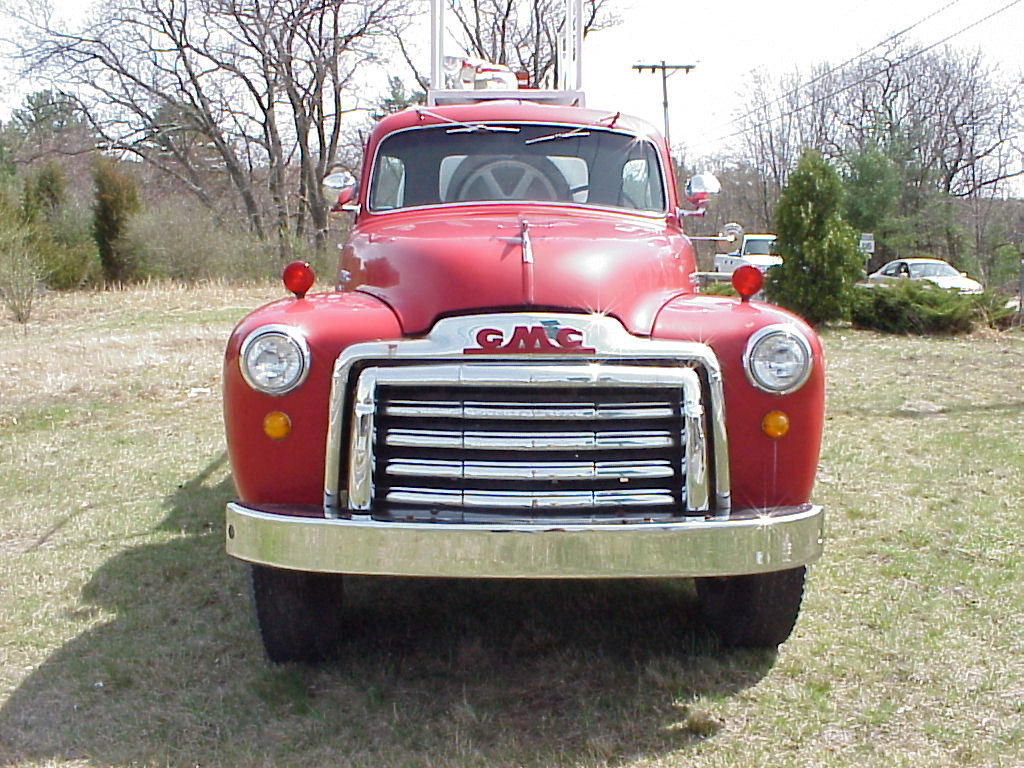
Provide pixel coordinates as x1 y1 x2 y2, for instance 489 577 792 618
728 43 1023 268
9 0 411 251
445 0 616 88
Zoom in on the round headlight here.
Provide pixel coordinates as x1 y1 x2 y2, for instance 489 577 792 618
743 325 812 394
239 326 310 395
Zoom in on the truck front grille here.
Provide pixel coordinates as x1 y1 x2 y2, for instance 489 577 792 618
376 385 683 518
343 363 712 522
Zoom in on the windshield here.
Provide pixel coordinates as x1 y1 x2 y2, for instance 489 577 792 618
743 238 776 256
368 124 666 213
909 262 959 278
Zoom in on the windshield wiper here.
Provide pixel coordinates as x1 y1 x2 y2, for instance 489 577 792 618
446 125 521 134
414 107 521 134
524 127 591 145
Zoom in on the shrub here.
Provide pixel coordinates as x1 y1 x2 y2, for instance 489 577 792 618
969 289 1016 330
0 233 39 323
0 187 40 323
849 282 1010 334
766 149 862 325
22 161 67 221
117 203 294 283
699 280 739 297
92 157 140 284
39 205 101 289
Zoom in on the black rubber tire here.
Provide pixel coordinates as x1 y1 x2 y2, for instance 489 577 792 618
250 565 345 663
695 566 806 648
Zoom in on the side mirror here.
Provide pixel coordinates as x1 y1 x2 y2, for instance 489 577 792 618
330 185 359 213
324 171 359 213
679 173 721 219
684 173 722 205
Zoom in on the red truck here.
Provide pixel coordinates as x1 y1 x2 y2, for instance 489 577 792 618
222 76 825 663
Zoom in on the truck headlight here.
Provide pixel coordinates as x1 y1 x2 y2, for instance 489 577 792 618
743 325 812 395
239 325 310 395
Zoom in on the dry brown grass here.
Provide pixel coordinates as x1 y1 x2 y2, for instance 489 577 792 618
1 285 1022 768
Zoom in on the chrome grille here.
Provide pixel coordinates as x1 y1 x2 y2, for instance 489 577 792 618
343 363 711 521
324 315 731 519
375 384 683 518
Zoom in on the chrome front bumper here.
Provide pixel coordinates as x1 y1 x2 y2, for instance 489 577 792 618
226 502 824 578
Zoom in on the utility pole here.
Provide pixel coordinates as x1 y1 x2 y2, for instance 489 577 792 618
632 61 695 154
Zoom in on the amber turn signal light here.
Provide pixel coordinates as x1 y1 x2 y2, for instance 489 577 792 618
282 261 315 298
262 411 292 440
732 265 764 302
761 410 790 439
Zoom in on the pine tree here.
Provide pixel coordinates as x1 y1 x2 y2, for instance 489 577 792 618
766 149 861 325
92 157 140 285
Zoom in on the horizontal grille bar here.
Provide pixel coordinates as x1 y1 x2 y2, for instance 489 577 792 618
384 429 676 451
386 488 677 509
384 400 675 421
385 459 675 481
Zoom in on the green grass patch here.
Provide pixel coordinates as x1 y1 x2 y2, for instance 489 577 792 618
0 287 1022 767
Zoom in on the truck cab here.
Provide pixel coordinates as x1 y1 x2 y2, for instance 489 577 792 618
222 52 824 663
714 234 783 274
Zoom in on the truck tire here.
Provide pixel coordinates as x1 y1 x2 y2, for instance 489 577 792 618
695 566 806 648
250 565 345 663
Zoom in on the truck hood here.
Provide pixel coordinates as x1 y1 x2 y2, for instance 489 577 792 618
341 209 695 336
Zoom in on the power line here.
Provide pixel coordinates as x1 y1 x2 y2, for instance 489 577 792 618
718 0 966 137
632 61 695 151
692 0 1023 152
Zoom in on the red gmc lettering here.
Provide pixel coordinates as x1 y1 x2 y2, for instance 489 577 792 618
505 326 559 351
556 327 586 350
464 325 596 354
474 328 504 351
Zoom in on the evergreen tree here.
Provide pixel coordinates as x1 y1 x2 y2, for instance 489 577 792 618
371 77 425 119
765 149 861 325
92 157 140 284
22 161 67 222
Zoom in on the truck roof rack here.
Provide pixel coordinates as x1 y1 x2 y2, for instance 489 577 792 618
429 0 584 100
426 90 586 107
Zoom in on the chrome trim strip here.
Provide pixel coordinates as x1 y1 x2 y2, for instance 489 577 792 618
347 373 376 511
385 459 675 481
323 313 732 515
683 392 709 512
384 429 674 451
227 502 824 578
386 488 675 508
384 401 675 420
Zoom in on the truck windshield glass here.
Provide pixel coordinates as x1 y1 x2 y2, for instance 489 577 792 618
743 238 776 256
369 124 666 213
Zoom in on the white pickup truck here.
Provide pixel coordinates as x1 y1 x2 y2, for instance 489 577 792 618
714 234 783 273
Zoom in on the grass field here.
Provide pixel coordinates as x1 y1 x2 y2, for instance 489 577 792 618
1 284 1022 768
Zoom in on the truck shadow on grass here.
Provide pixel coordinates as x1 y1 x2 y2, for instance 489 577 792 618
0 456 777 767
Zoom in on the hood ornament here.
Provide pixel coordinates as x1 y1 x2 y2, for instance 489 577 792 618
497 218 534 264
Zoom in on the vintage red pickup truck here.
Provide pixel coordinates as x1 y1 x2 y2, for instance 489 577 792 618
222 76 825 662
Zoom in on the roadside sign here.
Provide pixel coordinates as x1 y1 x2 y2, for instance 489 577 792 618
859 233 875 254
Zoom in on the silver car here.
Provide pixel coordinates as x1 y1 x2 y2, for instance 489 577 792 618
867 258 983 294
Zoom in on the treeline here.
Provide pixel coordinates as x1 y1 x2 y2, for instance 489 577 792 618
688 43 1024 292
0 0 1021 324
0 93 302 304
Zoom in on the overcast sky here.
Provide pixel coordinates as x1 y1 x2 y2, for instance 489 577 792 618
2 0 1022 159
583 0 1024 158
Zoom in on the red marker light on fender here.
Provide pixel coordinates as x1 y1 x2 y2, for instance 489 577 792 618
282 261 315 298
732 265 764 302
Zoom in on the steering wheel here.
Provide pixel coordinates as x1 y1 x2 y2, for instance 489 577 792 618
450 158 570 202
